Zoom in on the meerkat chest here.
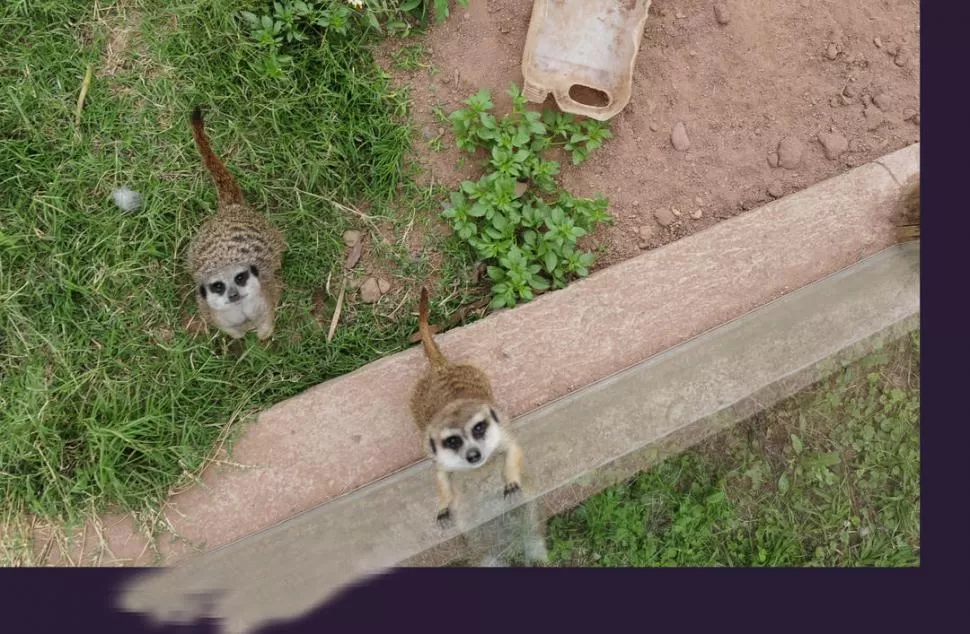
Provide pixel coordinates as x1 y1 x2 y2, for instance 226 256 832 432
215 294 267 327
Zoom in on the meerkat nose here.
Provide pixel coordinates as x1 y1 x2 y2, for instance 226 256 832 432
466 448 481 464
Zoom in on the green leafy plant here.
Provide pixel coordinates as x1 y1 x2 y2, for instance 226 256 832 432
442 84 613 308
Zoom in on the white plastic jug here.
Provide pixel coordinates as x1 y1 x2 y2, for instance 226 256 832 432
521 0 652 121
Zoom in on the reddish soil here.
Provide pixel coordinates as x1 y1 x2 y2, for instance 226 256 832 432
377 0 920 270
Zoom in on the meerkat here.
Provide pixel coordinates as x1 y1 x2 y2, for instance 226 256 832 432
186 106 286 341
896 176 920 242
409 287 525 527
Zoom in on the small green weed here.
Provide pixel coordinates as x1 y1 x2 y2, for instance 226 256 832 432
442 84 614 308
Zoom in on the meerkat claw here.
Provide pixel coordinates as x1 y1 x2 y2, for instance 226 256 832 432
436 508 453 528
503 482 521 498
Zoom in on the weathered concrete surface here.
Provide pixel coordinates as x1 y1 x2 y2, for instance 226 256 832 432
118 241 919 633
34 143 918 566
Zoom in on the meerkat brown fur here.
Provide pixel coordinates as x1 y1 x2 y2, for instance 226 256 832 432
895 176 920 243
410 287 524 526
186 107 285 341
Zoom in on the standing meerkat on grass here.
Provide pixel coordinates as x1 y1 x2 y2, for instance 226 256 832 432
186 106 286 341
410 287 525 527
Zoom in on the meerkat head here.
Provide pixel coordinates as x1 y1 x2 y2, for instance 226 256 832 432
197 263 262 312
426 399 506 472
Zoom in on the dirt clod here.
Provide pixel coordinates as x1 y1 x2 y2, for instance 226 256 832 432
342 230 362 247
714 3 731 25
767 181 786 199
636 225 655 248
864 107 887 131
359 278 382 303
654 208 676 227
817 132 849 160
777 136 804 169
873 93 894 112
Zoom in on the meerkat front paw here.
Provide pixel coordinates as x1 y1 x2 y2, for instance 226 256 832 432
503 482 521 498
436 507 453 528
255 320 274 342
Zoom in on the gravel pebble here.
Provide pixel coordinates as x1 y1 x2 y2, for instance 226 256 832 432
670 121 691 151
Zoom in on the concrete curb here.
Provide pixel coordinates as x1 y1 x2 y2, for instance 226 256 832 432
119 240 919 633
33 143 918 567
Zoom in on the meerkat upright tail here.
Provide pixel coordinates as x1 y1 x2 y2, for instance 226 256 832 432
896 177 920 242
190 106 246 207
418 287 447 368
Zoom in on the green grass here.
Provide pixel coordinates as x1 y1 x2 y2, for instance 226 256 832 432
0 0 477 529
546 331 921 567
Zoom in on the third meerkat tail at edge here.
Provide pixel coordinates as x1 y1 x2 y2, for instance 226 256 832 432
419 287 446 368
190 106 246 207
896 177 920 242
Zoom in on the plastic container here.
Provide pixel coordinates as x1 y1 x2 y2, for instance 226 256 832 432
521 0 652 121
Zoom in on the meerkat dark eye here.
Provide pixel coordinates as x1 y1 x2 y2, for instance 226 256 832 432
443 436 463 451
198 285 207 298
209 281 225 294
472 421 488 439
234 270 249 286
249 265 259 278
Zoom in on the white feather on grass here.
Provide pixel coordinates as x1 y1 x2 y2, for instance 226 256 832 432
111 187 143 213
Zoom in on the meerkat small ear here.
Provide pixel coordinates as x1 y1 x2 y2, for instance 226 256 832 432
489 407 499 422
199 284 207 299
250 265 259 277
429 437 437 455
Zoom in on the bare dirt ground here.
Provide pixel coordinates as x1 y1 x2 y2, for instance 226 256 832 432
377 0 920 270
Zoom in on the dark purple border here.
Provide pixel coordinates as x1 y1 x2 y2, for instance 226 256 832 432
2 3 964 634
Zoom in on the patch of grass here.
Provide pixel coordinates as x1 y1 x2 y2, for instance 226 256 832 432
0 0 452 526
391 44 429 71
546 331 921 567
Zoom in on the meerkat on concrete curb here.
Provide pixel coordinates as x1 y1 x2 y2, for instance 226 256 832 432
186 106 285 341
409 287 525 527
